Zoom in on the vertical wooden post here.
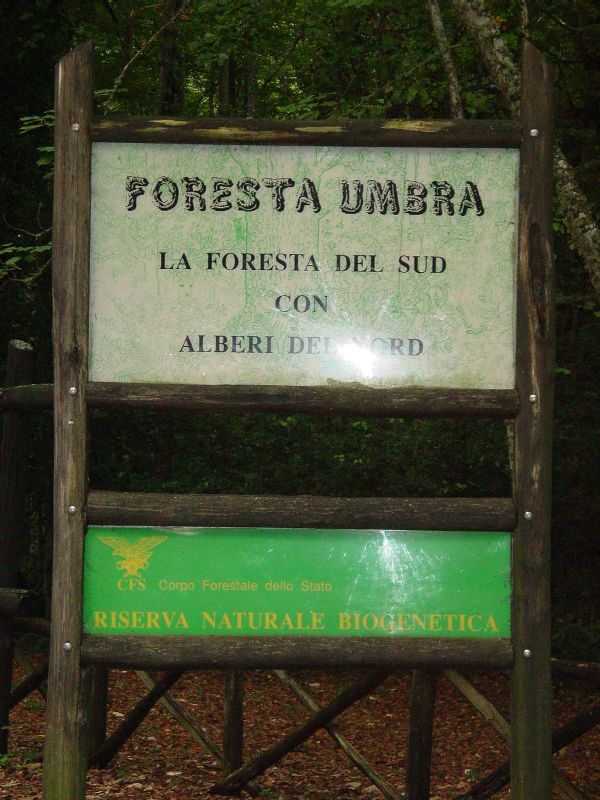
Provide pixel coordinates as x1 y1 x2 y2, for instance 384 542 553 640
0 339 33 753
223 670 244 778
218 70 244 771
405 670 437 800
89 666 109 754
511 40 554 800
43 42 93 800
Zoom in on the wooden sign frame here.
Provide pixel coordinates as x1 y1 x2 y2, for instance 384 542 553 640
43 41 554 800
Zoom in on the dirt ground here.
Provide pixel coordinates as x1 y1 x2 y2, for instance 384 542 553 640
1 651 599 800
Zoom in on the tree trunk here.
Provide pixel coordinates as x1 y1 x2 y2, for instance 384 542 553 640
218 56 230 116
450 0 600 297
158 0 186 115
427 0 464 118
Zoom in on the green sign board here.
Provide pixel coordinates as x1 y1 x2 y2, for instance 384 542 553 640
83 527 511 638
89 143 519 389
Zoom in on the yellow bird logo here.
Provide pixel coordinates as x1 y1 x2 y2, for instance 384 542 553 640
98 535 167 578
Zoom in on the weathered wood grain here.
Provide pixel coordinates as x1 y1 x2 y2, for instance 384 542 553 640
9 660 48 710
444 669 510 738
43 41 93 800
86 382 519 418
88 667 109 755
511 41 555 800
12 645 48 708
81 636 512 670
452 703 600 800
0 588 37 616
0 382 53 411
92 116 521 148
135 672 262 797
223 671 244 778
213 669 395 793
443 669 587 800
405 670 437 800
0 382 520 418
551 658 600 685
273 670 403 800
88 671 183 769
136 671 221 760
87 491 515 531
11 616 50 637
0 340 33 753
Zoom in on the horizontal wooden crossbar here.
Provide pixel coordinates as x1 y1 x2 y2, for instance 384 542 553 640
92 117 522 148
0 383 53 410
0 382 520 418
81 635 513 670
86 383 520 418
86 492 516 530
11 616 50 637
0 588 37 616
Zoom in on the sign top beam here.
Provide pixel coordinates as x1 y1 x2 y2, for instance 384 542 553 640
92 117 522 148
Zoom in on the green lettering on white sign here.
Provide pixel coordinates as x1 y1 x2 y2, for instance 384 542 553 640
89 144 519 388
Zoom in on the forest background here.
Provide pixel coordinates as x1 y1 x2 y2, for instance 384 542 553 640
0 0 598 660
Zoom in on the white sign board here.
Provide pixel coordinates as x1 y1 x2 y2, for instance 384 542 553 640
89 143 519 388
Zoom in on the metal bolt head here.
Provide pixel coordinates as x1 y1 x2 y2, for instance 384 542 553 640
72 123 80 132
529 393 538 403
524 649 532 658
68 505 76 514
69 386 77 395
530 128 539 137
63 642 72 652
524 511 533 520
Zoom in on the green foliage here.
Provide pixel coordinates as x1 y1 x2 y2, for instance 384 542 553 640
0 242 51 283
89 411 511 499
0 111 55 284
20 112 55 182
20 111 54 134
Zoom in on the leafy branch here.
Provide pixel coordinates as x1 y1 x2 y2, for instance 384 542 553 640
101 0 193 114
